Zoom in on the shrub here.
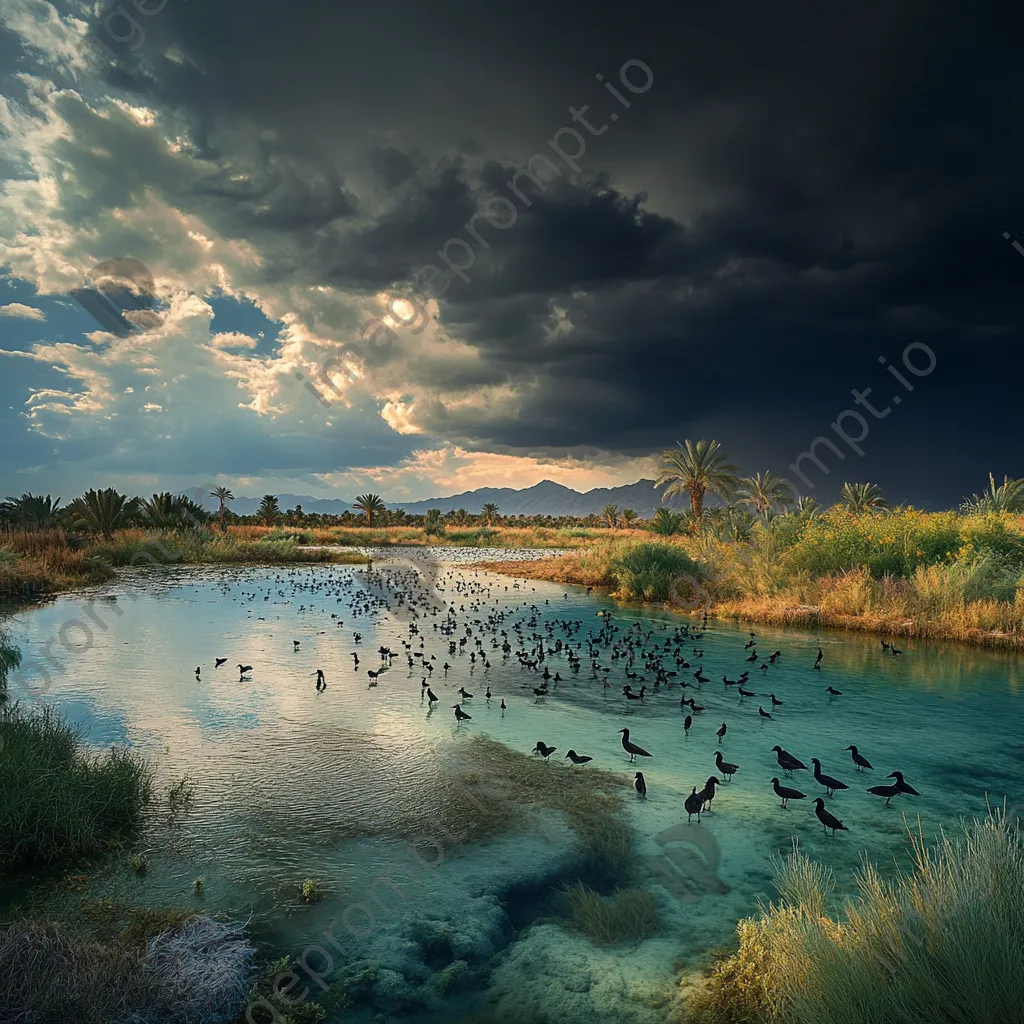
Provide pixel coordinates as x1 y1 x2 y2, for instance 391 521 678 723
608 542 707 603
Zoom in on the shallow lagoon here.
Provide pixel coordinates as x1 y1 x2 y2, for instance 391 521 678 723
5 546 1024 1023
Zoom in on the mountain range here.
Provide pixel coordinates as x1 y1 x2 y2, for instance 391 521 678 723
200 479 688 518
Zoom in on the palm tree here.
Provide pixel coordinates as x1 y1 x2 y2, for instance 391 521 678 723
656 439 740 530
650 507 684 536
210 486 234 531
140 492 179 528
390 508 407 525
794 495 821 518
840 482 888 513
452 508 470 526
481 502 500 527
1 492 62 528
257 494 281 526
620 508 638 528
737 471 794 520
962 473 1024 513
353 493 386 527
601 504 619 528
69 488 138 539
424 508 445 536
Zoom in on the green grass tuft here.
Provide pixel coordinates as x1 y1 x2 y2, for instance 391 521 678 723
0 704 153 869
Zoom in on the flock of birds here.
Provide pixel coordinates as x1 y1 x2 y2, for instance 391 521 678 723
190 558 923 840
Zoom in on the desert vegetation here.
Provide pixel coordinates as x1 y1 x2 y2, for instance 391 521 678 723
678 808 1024 1024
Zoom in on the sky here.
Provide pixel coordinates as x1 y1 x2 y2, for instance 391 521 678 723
0 0 1021 507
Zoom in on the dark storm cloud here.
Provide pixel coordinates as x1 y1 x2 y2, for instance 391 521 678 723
85 0 1024 502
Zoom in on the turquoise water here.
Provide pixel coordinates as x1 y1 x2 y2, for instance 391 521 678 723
5 546 1024 1023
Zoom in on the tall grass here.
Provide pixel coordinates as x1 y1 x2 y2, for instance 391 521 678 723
682 810 1024 1024
0 704 153 868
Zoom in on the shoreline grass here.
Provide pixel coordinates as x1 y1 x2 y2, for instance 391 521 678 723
0 703 153 870
474 509 1024 650
678 808 1024 1024
0 526 371 601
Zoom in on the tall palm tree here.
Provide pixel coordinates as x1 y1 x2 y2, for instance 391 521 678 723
0 492 62 528
211 486 234 531
257 494 281 526
737 471 794 520
655 439 740 530
481 502 500 527
962 473 1024 513
69 488 138 539
620 508 638 527
601 504 619 528
840 482 888 513
353 493 386 527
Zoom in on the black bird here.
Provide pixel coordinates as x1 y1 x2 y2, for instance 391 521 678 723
533 741 557 758
814 647 823 670
683 714 693 735
758 706 774 719
813 797 848 835
426 688 438 703
618 728 652 763
453 703 472 723
867 782 902 806
888 771 920 796
772 745 808 772
367 669 381 683
293 640 300 649
625 685 647 700
737 686 756 697
485 687 492 699
714 750 739 781
845 745 873 771
771 777 806 809
215 658 227 667
699 776 721 811
195 666 201 677
826 686 843 696
746 650 758 662
716 722 727 744
316 669 326 691
768 693 783 706
500 698 507 710
810 758 848 797
458 686 474 699
565 749 592 765
238 663 252 675
533 687 549 697
685 786 703 823
891 647 903 656
633 772 647 798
